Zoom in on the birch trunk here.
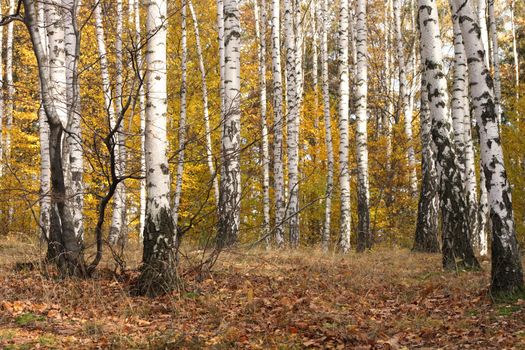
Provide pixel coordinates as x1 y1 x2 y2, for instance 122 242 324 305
355 0 371 252
393 0 417 194
453 0 523 294
477 0 490 68
413 80 440 252
218 0 242 247
452 13 480 253
22 0 84 275
488 0 502 124
271 0 286 247
312 0 319 129
254 0 271 247
419 0 479 270
37 2 51 240
136 0 176 296
134 0 147 239
384 0 393 172
63 0 84 240
172 0 188 231
5 0 15 159
320 0 333 251
217 0 225 118
109 0 127 245
284 0 300 247
337 0 351 253
188 1 220 206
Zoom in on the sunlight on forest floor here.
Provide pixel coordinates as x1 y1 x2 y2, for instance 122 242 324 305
1 234 525 349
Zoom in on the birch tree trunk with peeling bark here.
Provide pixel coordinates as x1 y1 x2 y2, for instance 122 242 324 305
254 0 271 246
477 0 490 68
188 0 220 207
355 0 371 252
284 0 300 247
172 0 188 231
218 0 242 247
413 81 440 253
5 0 15 161
393 0 417 194
337 0 351 253
21 0 85 275
451 13 480 253
37 1 51 240
136 0 176 296
418 0 479 271
109 0 127 245
320 0 333 251
452 0 523 295
487 0 502 124
63 0 84 240
271 0 285 247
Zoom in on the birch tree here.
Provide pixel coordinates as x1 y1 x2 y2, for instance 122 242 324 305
5 0 15 159
271 0 286 247
452 0 523 295
172 0 188 231
413 81 440 252
109 0 127 245
284 0 300 247
477 0 489 67
487 0 502 124
337 0 351 253
63 0 83 240
451 13 480 253
355 0 371 252
320 0 333 251
254 0 271 246
218 0 242 247
18 0 84 275
418 0 479 270
37 1 51 240
136 0 176 296
188 0 220 206
393 0 417 194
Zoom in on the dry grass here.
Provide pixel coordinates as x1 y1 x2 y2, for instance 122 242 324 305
1 235 525 349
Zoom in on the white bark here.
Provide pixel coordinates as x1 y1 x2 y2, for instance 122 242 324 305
355 0 370 252
477 0 490 68
337 0 351 253
271 0 286 247
109 0 127 244
320 0 333 251
488 0 501 124
172 0 188 230
285 0 300 246
188 1 220 206
254 0 271 246
138 0 176 296
218 0 242 246
5 0 16 158
419 0 479 270
453 0 523 293
393 0 417 194
217 0 225 118
452 13 480 251
312 0 319 128
135 0 146 239
37 1 51 239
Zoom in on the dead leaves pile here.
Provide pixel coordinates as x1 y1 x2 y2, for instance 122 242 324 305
0 248 524 349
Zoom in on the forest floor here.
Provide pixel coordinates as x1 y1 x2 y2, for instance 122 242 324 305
1 234 525 349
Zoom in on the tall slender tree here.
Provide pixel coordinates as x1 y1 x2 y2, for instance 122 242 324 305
452 0 523 295
254 0 271 246
355 0 371 252
218 0 242 247
136 0 176 296
419 0 479 270
270 0 285 247
338 0 351 253
393 0 417 194
320 0 333 251
284 0 300 247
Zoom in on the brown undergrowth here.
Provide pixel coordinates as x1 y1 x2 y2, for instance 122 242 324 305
1 234 524 349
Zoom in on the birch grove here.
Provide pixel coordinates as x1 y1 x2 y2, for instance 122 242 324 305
0 0 522 300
